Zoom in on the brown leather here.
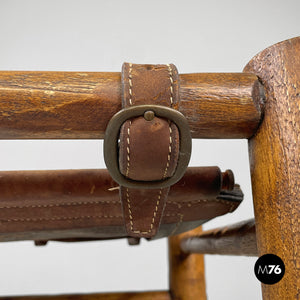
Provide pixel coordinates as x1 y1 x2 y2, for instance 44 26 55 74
0 167 243 242
118 63 181 238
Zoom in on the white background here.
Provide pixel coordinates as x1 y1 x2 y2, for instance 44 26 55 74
0 1 299 299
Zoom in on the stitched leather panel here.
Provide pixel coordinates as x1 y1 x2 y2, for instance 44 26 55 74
0 168 243 241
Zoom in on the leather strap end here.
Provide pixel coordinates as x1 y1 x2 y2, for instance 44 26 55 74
120 186 170 238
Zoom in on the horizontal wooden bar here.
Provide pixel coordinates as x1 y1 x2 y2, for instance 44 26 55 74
0 71 263 139
180 219 257 256
0 291 171 300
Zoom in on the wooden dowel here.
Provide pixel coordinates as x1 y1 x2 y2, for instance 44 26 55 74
181 219 257 256
169 226 207 300
245 37 300 300
0 72 263 139
0 291 171 300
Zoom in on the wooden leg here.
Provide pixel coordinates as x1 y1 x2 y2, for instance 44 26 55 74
168 226 206 300
244 37 300 299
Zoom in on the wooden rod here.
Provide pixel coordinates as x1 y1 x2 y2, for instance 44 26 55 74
0 72 263 139
245 37 300 299
181 219 258 256
169 226 207 300
0 291 171 300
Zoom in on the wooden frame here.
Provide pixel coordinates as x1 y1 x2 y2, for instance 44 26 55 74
0 36 299 300
244 37 300 300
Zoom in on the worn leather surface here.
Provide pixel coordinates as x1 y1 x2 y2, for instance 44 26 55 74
118 63 181 238
0 167 243 242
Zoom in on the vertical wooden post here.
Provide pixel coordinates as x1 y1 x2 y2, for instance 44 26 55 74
244 37 300 299
168 226 207 300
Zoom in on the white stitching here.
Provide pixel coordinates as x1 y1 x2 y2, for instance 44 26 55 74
1 215 122 223
125 121 132 177
0 200 120 209
166 199 236 212
149 189 162 233
163 126 172 178
128 188 163 235
167 64 174 106
125 64 136 232
128 63 133 105
126 188 133 227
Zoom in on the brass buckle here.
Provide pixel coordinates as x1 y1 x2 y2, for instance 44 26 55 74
104 105 191 189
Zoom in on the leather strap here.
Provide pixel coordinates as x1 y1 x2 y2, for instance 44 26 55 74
119 63 180 238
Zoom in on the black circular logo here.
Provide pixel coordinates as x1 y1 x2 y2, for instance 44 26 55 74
254 254 285 284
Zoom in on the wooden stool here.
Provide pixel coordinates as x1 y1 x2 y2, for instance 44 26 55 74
0 36 298 300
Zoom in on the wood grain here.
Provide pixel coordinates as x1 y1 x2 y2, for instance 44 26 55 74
169 226 206 300
245 37 300 299
180 219 257 256
0 291 171 300
0 72 263 139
